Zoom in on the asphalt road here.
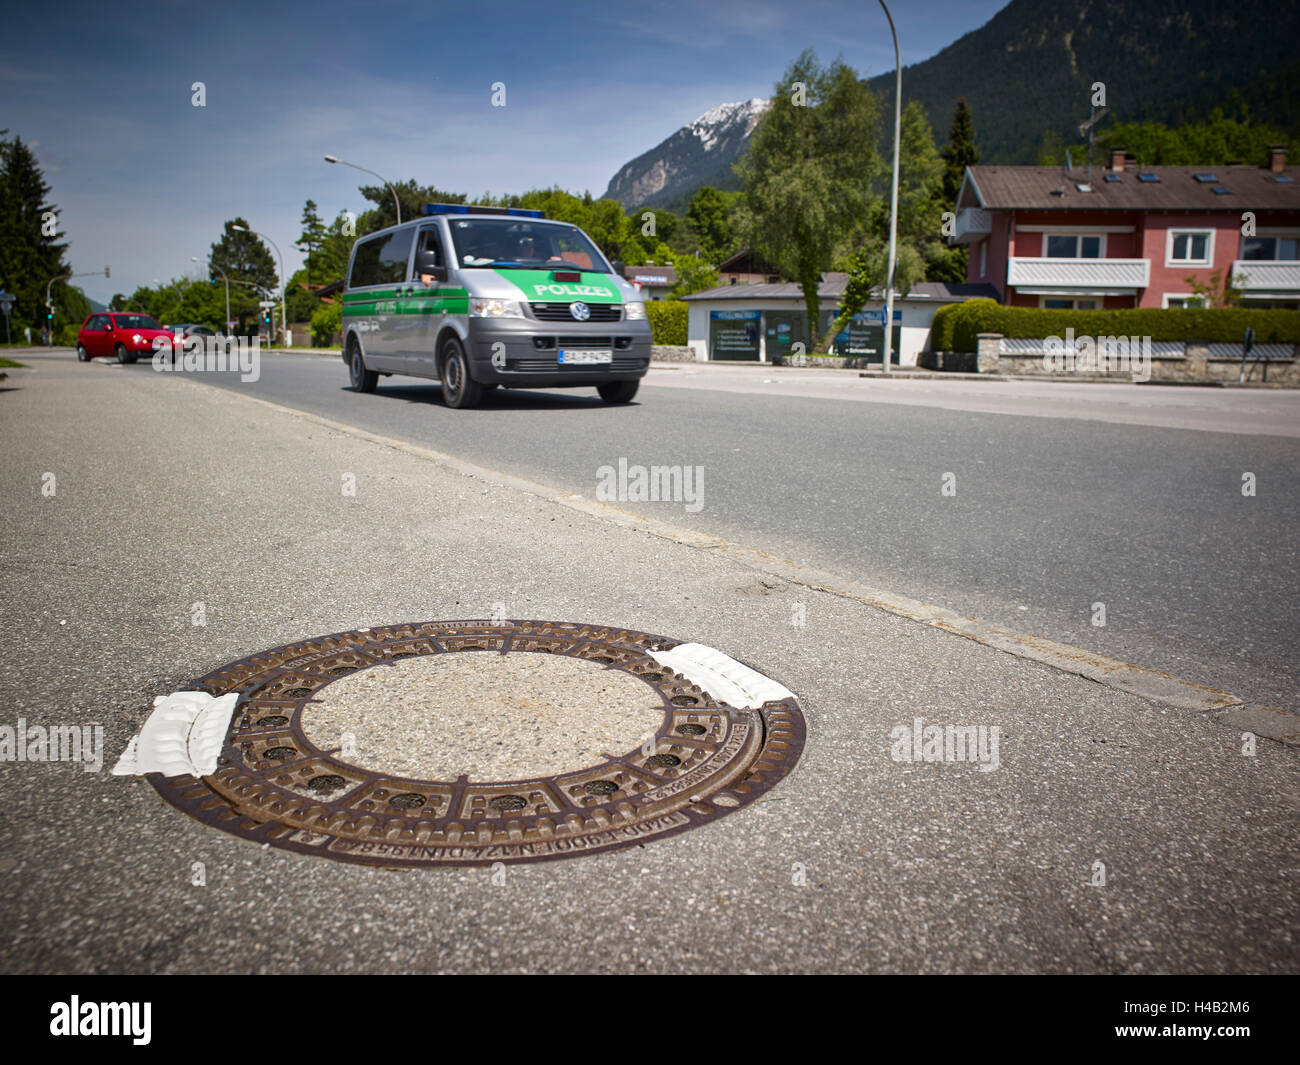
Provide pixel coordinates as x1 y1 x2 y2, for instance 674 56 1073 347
127 348 1300 713
3 351 1296 976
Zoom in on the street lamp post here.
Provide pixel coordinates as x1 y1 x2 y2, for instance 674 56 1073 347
879 0 901 376
231 225 286 346
227 277 274 338
324 155 401 224
45 266 110 345
193 256 230 334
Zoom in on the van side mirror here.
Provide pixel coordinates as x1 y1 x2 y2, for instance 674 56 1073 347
414 250 447 281
612 260 626 278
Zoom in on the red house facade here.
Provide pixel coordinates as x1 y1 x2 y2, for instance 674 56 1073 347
953 148 1300 310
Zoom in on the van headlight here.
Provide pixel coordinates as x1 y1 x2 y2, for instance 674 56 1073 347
623 302 647 320
469 298 525 318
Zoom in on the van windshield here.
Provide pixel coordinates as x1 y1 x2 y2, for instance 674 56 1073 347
448 219 611 272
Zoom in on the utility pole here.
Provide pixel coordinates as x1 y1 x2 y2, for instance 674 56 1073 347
45 266 110 345
231 225 286 346
324 155 401 224
879 0 901 375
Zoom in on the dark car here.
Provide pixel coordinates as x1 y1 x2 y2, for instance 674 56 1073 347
168 323 218 341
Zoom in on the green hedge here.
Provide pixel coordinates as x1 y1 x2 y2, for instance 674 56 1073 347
930 299 1300 352
645 300 687 346
311 301 341 347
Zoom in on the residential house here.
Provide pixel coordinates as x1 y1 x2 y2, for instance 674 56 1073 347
715 248 783 286
622 263 677 301
952 147 1300 309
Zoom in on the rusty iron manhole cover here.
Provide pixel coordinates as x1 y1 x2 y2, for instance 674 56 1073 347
148 620 805 867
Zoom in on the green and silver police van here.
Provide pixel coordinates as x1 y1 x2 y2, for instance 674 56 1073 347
341 204 652 408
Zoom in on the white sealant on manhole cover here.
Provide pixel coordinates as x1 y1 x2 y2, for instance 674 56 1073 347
648 643 795 709
300 652 664 780
112 691 239 777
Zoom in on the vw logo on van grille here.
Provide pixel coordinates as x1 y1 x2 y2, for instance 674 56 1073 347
569 301 591 321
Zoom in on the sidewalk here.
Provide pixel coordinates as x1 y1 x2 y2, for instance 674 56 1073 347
0 357 1295 973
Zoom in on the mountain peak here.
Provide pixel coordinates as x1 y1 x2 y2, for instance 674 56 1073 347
601 0 1298 212
601 97 770 210
689 97 769 149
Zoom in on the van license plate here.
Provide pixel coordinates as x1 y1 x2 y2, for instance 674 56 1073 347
558 349 612 364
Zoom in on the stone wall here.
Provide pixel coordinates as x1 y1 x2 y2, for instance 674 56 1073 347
780 352 874 369
964 333 1299 384
916 350 978 372
650 345 696 363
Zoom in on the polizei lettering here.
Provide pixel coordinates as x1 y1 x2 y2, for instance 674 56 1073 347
531 283 614 299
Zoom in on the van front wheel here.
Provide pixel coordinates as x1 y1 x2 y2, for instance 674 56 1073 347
440 337 482 409
597 380 639 404
348 340 378 393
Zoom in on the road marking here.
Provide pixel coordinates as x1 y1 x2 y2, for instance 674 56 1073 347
167 373 1298 735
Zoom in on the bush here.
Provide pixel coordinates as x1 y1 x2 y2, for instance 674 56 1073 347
930 299 1300 351
311 301 342 347
56 323 81 346
645 300 688 346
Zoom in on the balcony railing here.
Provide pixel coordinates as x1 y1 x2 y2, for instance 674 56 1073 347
1007 257 1150 290
1231 260 1300 294
952 207 991 245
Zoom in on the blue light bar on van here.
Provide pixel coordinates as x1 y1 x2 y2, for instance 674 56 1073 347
421 203 546 219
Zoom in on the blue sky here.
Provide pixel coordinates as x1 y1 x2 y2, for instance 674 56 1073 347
2 0 1006 302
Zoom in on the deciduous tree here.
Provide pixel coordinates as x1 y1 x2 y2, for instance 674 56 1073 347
736 50 881 350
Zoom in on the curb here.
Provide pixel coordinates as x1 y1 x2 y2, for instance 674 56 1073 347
168 373 1297 744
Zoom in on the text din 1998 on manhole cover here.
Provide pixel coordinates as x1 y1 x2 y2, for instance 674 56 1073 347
145 620 806 868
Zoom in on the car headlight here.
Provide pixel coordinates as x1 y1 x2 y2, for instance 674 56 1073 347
469 298 526 318
132 334 144 343
623 302 647 320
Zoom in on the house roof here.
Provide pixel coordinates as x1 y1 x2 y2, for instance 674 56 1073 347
683 278 999 302
961 164 1300 212
716 247 779 274
623 264 677 286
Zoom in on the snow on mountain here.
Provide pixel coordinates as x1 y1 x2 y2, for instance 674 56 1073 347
601 97 770 210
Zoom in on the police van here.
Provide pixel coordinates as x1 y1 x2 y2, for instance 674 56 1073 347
341 204 652 408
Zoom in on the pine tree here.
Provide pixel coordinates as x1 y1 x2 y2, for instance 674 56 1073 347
0 132 73 336
208 219 277 333
686 187 735 264
313 212 359 286
941 98 979 205
296 200 327 287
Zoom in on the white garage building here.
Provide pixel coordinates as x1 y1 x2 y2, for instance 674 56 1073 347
682 276 997 365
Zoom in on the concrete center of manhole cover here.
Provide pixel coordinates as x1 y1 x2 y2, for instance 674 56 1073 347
299 652 664 780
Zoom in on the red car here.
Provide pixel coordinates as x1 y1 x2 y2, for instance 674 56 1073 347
76 312 174 363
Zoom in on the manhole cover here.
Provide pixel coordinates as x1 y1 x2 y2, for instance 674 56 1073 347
146 620 805 868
